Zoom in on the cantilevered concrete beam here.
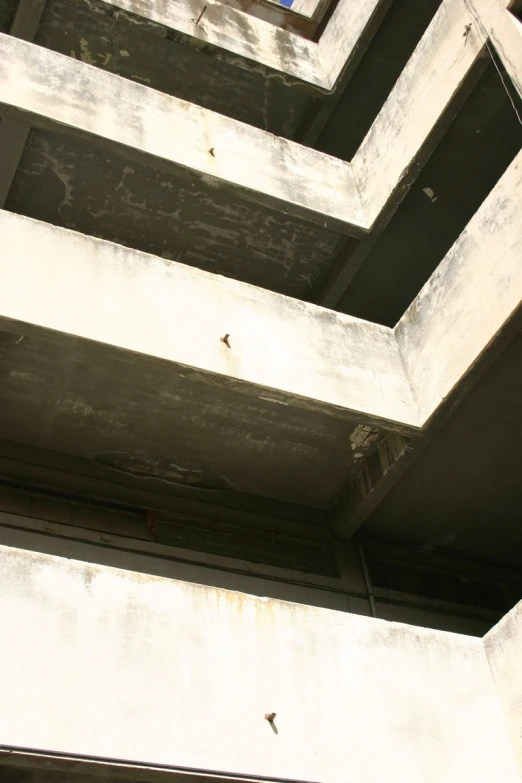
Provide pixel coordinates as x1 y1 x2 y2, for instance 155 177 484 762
0 0 46 207
317 0 390 89
100 0 387 90
0 0 490 242
215 0 318 39
333 149 522 537
102 0 325 86
98 0 500 100
0 34 366 235
316 0 489 306
351 0 485 227
396 149 522 428
291 0 329 21
470 0 522 98
0 210 415 431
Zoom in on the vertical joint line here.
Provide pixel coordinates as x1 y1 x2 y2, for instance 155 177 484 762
357 536 377 618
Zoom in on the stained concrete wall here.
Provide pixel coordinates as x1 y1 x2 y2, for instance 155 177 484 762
484 601 522 778
0 505 502 636
0 544 519 783
0 211 414 431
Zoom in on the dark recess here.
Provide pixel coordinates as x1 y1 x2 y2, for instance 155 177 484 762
365 331 522 564
336 60 522 326
0 0 18 33
314 0 442 160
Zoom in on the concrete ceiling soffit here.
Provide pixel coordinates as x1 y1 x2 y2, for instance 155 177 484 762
333 148 522 536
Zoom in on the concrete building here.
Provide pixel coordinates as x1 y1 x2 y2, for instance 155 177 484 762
0 0 521 780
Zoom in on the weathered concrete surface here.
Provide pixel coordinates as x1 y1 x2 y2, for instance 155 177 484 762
100 0 387 91
332 61 522 322
395 149 522 427
318 0 388 89
0 544 518 782
0 0 46 207
205 0 318 38
0 211 414 429
0 210 412 505
472 0 522 100
0 326 387 505
364 330 522 563
330 149 522 533
0 509 371 615
332 432 411 537
332 147 522 535
291 0 328 21
0 34 366 235
100 0 386 91
352 0 485 226
98 0 324 85
7 128 346 299
484 601 522 778
36 0 316 138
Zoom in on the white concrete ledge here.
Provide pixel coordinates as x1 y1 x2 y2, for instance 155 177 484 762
0 544 518 782
100 0 385 92
2 137 521 436
0 211 415 429
214 0 317 39
351 0 485 226
333 150 522 534
395 150 522 427
101 0 390 91
104 0 325 86
318 0 388 88
0 0 498 237
484 600 522 777
470 0 522 100
0 34 366 235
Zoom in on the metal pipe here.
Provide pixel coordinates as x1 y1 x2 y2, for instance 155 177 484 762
356 536 377 618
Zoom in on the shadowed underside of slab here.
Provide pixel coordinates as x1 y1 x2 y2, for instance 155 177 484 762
0 0 520 523
0 327 384 506
0 210 418 506
6 128 347 299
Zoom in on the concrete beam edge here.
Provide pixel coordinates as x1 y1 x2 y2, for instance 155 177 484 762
0 210 416 431
0 33 367 234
